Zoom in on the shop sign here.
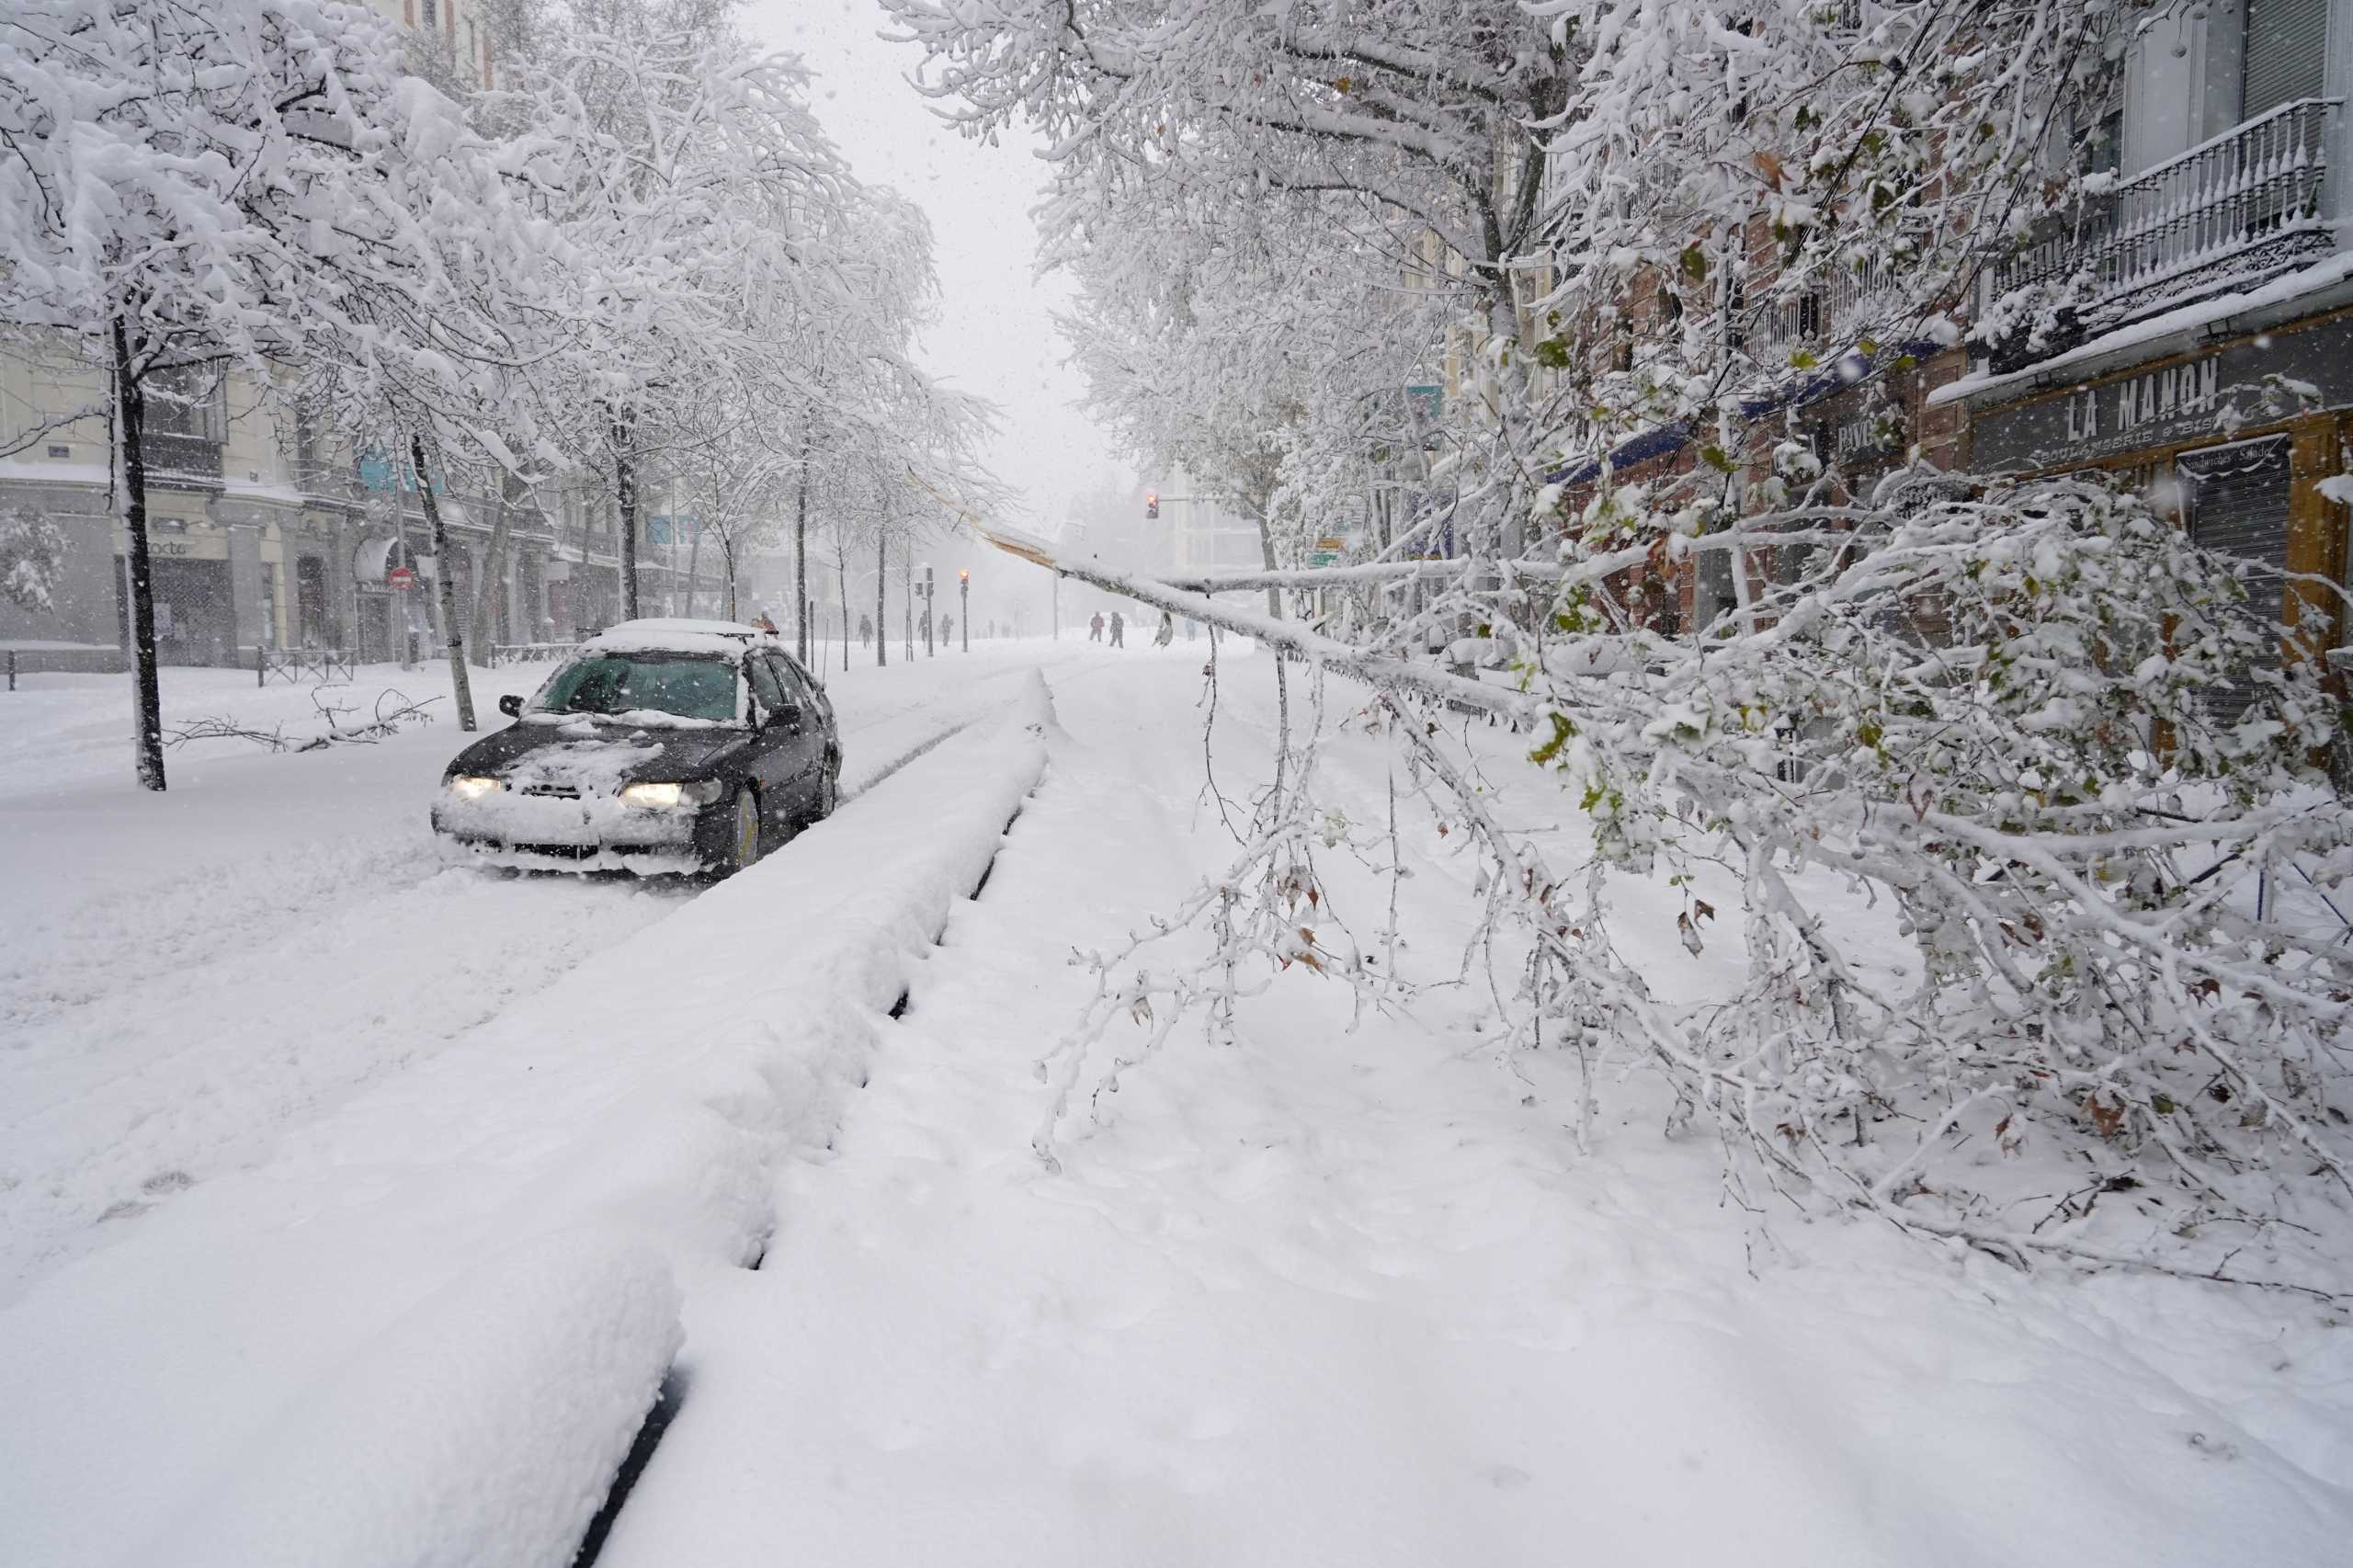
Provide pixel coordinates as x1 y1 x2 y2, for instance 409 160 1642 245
1972 312 2353 472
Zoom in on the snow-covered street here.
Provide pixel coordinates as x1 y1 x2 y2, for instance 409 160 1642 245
4 644 2348 1566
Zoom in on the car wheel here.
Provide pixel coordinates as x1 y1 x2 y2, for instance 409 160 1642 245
813 756 840 823
725 786 762 874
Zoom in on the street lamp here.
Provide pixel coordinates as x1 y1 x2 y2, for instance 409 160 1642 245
958 567 970 652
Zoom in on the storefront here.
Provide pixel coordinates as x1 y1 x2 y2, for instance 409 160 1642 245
1964 305 2352 676
114 517 238 666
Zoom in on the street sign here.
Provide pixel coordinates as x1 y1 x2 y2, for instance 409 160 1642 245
387 566 415 591
1308 535 1346 566
1405 384 1442 421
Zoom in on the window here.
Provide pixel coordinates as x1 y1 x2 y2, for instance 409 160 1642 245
536 653 741 723
2243 0 2328 119
747 653 788 717
420 0 438 28
145 364 225 441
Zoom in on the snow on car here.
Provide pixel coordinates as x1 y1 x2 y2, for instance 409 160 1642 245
431 619 842 876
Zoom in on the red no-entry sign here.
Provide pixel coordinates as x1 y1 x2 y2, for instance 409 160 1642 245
388 566 415 591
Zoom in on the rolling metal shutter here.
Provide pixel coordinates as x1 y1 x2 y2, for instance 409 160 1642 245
2243 0 2330 119
2178 435 2290 713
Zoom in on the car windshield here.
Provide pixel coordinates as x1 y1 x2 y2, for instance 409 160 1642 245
532 653 740 723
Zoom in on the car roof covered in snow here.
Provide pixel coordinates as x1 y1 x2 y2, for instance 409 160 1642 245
579 619 774 656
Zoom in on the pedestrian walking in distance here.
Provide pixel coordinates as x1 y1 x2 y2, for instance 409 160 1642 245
1108 611 1125 648
1154 610 1174 647
1089 612 1105 642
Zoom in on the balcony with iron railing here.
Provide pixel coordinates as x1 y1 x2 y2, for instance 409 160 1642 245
1987 97 2343 369
1750 256 1903 363
137 430 223 489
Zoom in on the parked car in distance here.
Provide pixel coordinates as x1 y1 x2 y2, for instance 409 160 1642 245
431 619 841 876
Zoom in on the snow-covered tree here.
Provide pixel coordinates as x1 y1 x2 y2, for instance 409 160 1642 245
912 0 2353 1290
0 0 559 780
0 506 66 616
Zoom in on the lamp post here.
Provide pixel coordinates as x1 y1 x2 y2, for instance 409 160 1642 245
958 567 970 652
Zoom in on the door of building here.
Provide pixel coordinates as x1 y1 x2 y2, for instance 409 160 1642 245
296 555 330 647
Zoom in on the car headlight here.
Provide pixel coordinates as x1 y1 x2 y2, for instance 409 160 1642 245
620 779 723 809
447 775 504 801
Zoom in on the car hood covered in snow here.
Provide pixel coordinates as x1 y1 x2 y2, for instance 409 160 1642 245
444 720 747 792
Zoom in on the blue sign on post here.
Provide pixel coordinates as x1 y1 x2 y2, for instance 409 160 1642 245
1405 384 1442 421
358 451 397 492
647 516 672 547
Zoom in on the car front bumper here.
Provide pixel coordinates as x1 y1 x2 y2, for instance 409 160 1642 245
431 790 722 874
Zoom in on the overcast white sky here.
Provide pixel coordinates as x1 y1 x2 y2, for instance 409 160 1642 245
741 0 1134 536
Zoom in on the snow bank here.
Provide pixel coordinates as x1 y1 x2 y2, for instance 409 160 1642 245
0 674 1056 1568
140 1233 680 1568
597 654 2353 1568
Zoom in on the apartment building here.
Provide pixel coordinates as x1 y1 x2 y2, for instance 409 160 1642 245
365 0 496 94
1156 468 1269 577
1951 0 2350 666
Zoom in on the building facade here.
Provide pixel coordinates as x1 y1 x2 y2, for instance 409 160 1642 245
1954 0 2351 675
0 334 723 670
0 1 738 672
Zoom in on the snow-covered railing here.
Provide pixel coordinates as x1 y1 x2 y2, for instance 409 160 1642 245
256 643 357 686
489 639 576 667
139 429 222 486
1996 97 2339 319
1750 256 1898 360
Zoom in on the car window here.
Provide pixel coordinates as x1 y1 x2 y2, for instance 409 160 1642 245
536 653 739 722
745 653 787 718
775 653 831 718
765 653 813 710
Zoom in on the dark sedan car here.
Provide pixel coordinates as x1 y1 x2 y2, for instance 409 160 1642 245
431 619 841 876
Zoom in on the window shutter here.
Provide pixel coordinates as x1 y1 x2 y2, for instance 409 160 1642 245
2178 436 2291 714
2243 0 2330 119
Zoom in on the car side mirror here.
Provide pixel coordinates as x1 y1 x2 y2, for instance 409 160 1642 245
768 702 803 731
498 694 524 719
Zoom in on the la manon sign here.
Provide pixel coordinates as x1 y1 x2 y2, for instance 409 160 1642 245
1972 312 2353 472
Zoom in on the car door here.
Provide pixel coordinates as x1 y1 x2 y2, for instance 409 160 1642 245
762 652 826 815
742 653 801 827
785 653 840 807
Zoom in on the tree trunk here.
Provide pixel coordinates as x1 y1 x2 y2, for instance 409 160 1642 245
1255 511 1282 622
682 508 703 619
793 471 809 665
612 411 639 620
111 320 165 792
470 470 516 665
412 430 477 732
876 529 887 668
836 535 849 673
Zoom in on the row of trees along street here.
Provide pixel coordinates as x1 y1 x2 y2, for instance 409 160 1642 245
0 0 995 789
891 0 2353 1295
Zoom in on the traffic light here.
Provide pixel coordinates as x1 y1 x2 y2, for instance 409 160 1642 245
958 568 970 585
1145 491 1159 519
